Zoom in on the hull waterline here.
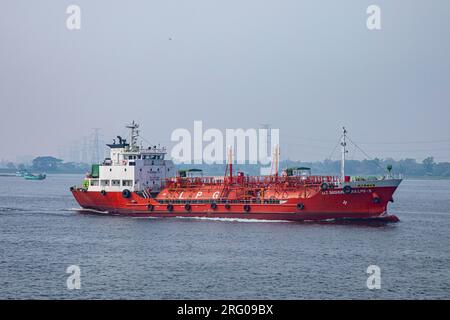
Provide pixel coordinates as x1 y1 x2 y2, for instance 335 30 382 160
71 186 400 223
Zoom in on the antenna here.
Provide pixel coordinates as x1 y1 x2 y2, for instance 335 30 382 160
341 127 348 182
270 144 280 177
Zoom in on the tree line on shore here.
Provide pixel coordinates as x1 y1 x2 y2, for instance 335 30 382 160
1 156 449 178
179 157 450 178
0 156 89 174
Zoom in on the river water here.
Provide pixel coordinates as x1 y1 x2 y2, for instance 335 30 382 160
0 174 448 299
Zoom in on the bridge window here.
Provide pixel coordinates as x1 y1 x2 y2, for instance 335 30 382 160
112 180 120 186
90 179 99 186
122 180 133 187
101 180 110 186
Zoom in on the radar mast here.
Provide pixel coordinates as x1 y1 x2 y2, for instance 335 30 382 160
126 121 140 151
341 127 348 182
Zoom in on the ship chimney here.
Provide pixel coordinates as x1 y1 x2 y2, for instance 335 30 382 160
227 146 233 181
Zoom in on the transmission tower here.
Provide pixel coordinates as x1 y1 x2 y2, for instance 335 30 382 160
81 136 88 164
90 128 102 164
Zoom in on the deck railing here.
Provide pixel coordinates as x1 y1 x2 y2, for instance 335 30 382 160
164 175 342 189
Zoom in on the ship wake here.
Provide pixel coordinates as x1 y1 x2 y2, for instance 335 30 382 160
174 216 291 223
67 207 110 214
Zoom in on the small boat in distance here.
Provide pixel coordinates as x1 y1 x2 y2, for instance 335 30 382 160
24 173 46 180
16 170 30 177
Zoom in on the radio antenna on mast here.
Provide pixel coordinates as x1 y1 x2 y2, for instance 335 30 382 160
270 144 280 177
341 127 348 182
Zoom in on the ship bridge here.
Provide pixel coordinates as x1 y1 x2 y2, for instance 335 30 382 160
84 122 175 194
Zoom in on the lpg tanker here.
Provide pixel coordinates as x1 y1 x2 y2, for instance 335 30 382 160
71 122 402 222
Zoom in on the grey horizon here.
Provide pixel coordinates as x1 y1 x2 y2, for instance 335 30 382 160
0 1 449 163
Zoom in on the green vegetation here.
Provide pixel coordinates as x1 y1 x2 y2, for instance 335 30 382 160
0 156 90 174
1 155 449 178
178 157 450 178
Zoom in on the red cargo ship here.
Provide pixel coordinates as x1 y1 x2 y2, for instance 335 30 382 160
71 122 402 222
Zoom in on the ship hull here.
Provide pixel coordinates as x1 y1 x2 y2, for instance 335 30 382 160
75 209 399 223
71 184 400 222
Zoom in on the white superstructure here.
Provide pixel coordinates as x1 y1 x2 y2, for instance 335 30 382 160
85 121 175 194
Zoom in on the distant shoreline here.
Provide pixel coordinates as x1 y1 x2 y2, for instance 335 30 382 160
0 169 86 175
1 171 449 180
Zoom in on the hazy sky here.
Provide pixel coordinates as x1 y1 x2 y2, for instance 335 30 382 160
1 0 449 163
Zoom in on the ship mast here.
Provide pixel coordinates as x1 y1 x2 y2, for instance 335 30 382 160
126 121 140 151
270 144 280 177
341 127 348 182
